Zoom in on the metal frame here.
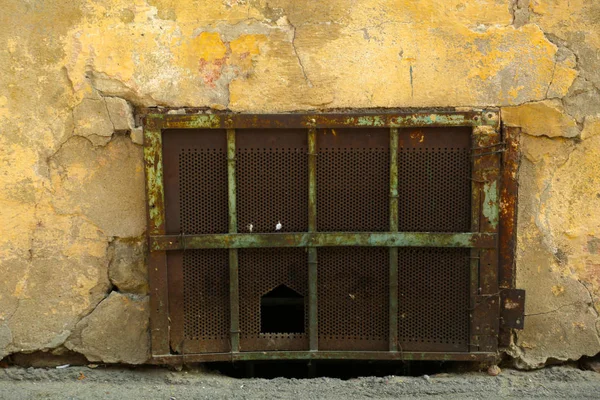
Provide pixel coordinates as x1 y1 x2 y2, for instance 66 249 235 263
144 110 506 363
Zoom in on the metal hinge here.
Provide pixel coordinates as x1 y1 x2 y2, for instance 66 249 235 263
500 289 525 329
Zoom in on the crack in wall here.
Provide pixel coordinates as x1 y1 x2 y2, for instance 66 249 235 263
545 60 558 98
577 279 600 340
525 301 588 317
288 19 313 88
0 89 147 359
103 99 116 132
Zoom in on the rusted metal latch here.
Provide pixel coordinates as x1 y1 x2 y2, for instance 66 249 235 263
500 289 525 329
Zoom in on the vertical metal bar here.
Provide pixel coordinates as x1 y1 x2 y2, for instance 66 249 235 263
144 118 170 356
308 127 318 351
499 126 520 346
308 128 317 231
470 125 501 353
469 131 481 351
227 128 240 353
389 128 399 352
499 126 520 290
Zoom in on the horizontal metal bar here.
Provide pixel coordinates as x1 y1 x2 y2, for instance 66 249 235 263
150 232 496 251
150 351 497 364
145 111 499 130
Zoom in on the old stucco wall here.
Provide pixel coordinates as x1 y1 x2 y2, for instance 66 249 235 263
0 0 598 367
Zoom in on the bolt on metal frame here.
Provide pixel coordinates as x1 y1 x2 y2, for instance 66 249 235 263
144 110 506 364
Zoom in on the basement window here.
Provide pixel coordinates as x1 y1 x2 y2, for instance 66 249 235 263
144 111 524 361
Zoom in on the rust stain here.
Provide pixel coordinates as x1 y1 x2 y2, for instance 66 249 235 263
504 298 520 310
410 129 425 143
499 126 519 289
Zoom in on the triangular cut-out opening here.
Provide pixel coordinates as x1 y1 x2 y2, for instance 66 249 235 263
260 285 305 334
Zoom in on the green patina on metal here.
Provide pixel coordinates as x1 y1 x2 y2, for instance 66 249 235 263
308 128 317 231
307 127 318 351
143 128 165 232
389 128 399 230
482 181 499 229
357 115 386 127
391 113 466 127
145 111 498 131
185 114 221 129
227 129 238 233
158 351 495 363
158 113 222 129
150 232 496 251
388 127 399 352
226 128 240 353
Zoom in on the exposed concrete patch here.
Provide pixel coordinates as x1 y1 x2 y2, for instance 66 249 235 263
129 127 144 145
510 119 600 368
563 77 600 123
65 292 150 364
509 302 600 369
104 97 135 132
502 100 580 138
108 238 148 295
72 97 114 146
511 0 530 28
528 1 600 91
0 324 12 361
73 94 136 146
48 135 146 238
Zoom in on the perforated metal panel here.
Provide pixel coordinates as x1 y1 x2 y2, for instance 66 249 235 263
183 249 230 353
178 149 229 234
236 129 307 233
239 248 308 351
318 247 389 351
317 129 389 232
397 128 471 232
162 129 230 353
398 248 470 352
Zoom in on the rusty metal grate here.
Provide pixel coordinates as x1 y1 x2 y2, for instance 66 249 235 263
239 248 308 351
318 247 389 351
398 248 470 352
144 112 512 363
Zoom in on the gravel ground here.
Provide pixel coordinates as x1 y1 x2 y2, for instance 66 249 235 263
1 364 600 399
